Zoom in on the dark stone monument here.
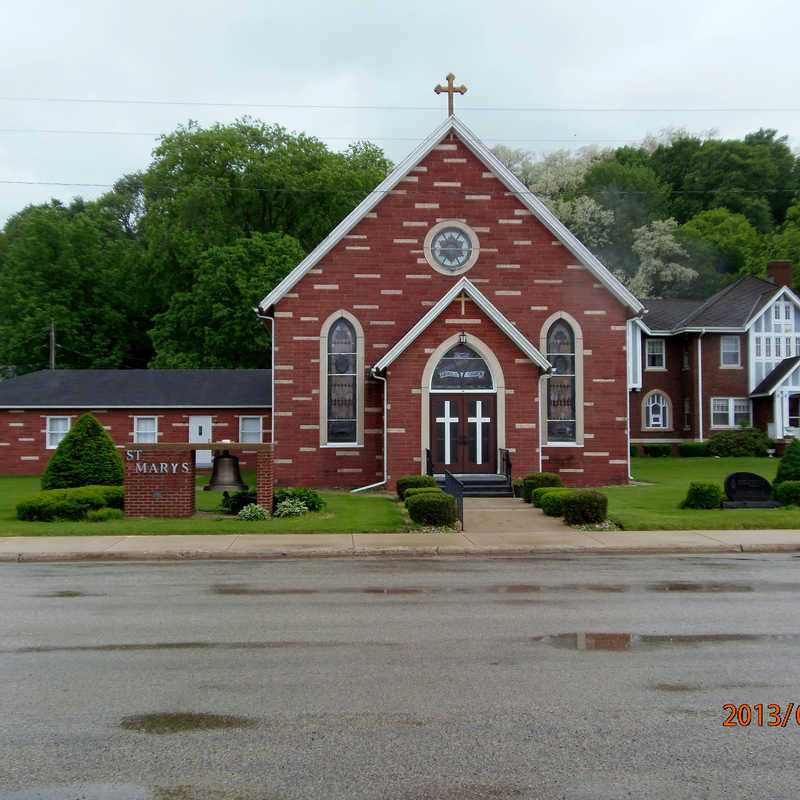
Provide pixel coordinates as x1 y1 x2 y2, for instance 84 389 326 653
722 472 780 509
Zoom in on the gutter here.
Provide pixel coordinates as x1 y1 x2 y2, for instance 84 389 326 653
352 368 388 493
537 368 554 474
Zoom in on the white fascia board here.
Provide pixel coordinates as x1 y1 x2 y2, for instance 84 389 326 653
258 118 458 311
372 277 550 372
447 117 644 315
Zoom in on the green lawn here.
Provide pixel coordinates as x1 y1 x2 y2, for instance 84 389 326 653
601 456 800 530
0 473 410 536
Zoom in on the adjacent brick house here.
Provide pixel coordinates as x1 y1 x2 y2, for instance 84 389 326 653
0 370 271 475
629 260 800 450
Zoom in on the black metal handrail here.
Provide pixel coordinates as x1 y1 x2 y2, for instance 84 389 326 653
499 448 512 484
443 469 464 530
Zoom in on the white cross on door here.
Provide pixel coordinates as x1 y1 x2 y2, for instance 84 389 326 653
435 400 459 464
467 400 490 464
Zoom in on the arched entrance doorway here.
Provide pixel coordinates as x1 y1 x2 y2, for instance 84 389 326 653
428 343 497 474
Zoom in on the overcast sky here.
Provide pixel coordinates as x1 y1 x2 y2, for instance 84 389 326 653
1 0 799 228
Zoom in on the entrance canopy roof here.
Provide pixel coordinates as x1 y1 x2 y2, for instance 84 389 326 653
750 356 800 397
372 276 551 372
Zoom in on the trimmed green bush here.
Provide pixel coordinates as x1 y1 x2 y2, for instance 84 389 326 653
396 475 438 499
531 485 566 508
521 472 562 503
680 482 724 509
404 492 456 526
630 444 639 457
679 442 710 457
41 413 124 490
17 485 125 522
707 427 771 457
222 489 257 514
563 490 608 525
775 439 800 484
86 507 125 522
403 487 445 498
643 443 672 458
273 487 325 512
236 503 271 521
539 488 576 517
773 480 800 506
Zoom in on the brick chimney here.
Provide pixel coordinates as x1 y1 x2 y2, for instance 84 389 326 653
766 260 794 288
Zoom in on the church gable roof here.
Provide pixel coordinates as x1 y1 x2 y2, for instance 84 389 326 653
258 117 643 314
372 277 550 371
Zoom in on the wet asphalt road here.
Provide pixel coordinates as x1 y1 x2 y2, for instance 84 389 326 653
1 554 800 800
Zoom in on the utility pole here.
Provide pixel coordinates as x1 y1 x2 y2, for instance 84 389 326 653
49 320 55 370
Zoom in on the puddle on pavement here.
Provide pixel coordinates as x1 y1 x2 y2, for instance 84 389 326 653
121 712 258 735
649 682 704 692
645 581 753 593
2 784 273 800
8 639 400 654
36 590 97 598
529 632 800 651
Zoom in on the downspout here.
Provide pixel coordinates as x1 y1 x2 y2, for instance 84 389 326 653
352 368 388 493
697 331 706 442
253 310 276 446
538 368 553 474
627 387 633 481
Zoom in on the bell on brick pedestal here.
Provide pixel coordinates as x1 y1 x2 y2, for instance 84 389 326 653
204 449 248 492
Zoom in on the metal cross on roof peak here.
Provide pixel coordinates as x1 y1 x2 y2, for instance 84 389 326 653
434 73 467 117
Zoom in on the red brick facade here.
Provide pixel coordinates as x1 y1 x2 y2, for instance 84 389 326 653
0 407 271 475
269 132 632 489
124 448 196 518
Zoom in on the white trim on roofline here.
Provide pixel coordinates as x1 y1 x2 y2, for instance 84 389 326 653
258 116 644 314
372 277 551 372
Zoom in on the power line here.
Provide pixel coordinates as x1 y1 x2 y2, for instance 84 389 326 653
2 96 800 113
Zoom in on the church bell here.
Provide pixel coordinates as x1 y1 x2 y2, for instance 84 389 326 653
204 449 248 492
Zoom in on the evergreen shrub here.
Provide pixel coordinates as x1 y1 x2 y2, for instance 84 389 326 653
707 428 771 457
773 481 800 506
539 488 576 517
679 442 710 457
404 492 456 526
562 490 608 525
403 487 445 498
396 475 438 499
41 413 124 490
222 489 257 514
630 444 639 457
775 439 800 484
680 482 724 509
17 485 125 521
521 472 562 503
531 486 565 508
86 507 125 522
273 487 325 512
643 443 672 457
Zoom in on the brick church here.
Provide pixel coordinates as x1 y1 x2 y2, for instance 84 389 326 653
257 109 643 491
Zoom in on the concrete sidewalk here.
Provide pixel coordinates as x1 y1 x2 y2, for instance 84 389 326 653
1 498 799 562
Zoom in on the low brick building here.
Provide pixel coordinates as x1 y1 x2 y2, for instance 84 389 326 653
0 370 272 475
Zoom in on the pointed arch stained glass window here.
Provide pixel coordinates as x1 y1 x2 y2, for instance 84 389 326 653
546 320 576 442
327 318 357 442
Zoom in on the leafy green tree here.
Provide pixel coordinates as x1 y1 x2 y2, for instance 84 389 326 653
769 197 800 285
775 438 800 484
149 232 305 368
41 413 125 489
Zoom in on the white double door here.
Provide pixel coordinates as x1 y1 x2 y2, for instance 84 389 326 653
189 415 213 467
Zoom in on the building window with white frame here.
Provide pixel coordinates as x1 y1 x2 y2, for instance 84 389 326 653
711 398 752 428
133 416 158 443
720 335 741 367
327 318 358 443
546 319 576 442
46 416 70 449
646 338 666 370
239 416 263 443
644 392 670 429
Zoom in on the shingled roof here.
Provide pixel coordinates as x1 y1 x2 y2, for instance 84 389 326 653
0 370 272 408
750 357 800 397
641 299 703 331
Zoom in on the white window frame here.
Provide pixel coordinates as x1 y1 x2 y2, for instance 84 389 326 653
720 335 741 368
710 397 752 429
238 416 263 443
645 338 666 370
46 416 71 449
643 391 671 430
133 416 158 444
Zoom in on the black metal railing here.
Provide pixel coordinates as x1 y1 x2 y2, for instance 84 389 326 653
425 448 434 477
499 448 512 484
443 469 465 530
